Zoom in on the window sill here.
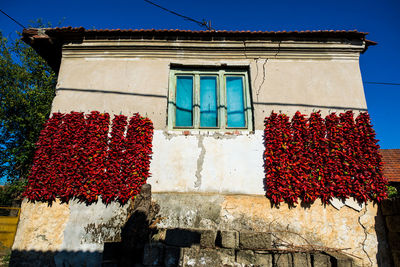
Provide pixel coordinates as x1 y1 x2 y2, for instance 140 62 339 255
166 129 254 136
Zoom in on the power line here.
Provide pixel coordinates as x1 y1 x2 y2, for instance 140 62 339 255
143 0 214 31
364 82 400 86
0 9 25 29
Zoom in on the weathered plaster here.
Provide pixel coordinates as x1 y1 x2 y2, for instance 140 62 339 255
152 193 390 267
149 131 200 192
148 130 265 194
12 193 389 267
59 199 132 252
12 199 133 266
12 37 381 266
52 39 367 130
12 199 69 252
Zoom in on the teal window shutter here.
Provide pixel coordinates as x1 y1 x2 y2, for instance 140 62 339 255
175 76 193 127
226 76 245 127
200 76 218 127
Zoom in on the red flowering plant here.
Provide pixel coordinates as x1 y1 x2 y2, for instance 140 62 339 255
24 111 154 205
263 111 387 206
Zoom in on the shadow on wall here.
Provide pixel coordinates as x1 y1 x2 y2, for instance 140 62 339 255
10 250 102 267
8 184 394 266
377 197 400 267
9 184 163 267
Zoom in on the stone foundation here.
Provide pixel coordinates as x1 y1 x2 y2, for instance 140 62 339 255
11 191 390 266
103 227 356 266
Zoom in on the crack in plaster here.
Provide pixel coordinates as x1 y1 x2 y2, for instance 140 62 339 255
194 135 205 189
358 205 373 266
253 58 259 92
255 59 268 101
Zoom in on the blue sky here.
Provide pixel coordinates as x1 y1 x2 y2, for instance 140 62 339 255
1 0 399 148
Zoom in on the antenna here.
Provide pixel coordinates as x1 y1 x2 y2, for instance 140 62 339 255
143 0 214 31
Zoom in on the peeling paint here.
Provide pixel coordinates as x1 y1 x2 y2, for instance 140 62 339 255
149 130 265 194
195 135 205 189
153 193 388 267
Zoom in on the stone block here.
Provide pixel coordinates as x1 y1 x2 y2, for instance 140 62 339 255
236 250 255 265
181 247 234 266
254 252 272 266
143 243 164 266
274 253 292 267
313 253 331 267
386 216 400 232
164 246 181 267
239 232 272 249
381 197 400 216
293 253 311 267
217 248 235 257
217 248 236 265
164 228 201 247
220 230 239 249
200 230 217 248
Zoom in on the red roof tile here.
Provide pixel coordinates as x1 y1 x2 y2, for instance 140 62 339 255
381 149 400 182
42 27 372 39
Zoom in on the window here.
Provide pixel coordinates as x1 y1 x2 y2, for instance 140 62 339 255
168 68 253 130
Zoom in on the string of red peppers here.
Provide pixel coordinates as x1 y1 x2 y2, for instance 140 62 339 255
264 111 387 206
24 111 154 205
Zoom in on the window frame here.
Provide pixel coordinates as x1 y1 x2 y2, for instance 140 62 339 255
168 68 253 131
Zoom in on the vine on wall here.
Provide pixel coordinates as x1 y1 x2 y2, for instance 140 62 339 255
24 111 154 204
264 111 387 205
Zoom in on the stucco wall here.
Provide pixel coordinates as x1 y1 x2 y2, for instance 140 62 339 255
53 39 367 130
50 39 369 194
148 130 265 194
12 195 390 267
12 199 132 266
12 38 383 266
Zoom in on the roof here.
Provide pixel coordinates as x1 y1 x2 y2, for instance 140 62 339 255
381 149 400 183
22 27 377 72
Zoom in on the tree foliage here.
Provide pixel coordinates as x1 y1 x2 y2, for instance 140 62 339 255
0 26 56 184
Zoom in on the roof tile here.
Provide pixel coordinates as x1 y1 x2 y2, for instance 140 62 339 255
381 149 400 182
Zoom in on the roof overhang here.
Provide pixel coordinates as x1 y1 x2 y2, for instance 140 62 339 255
22 27 377 73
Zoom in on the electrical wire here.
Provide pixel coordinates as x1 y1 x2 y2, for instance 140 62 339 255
3 6 399 87
364 82 400 86
0 9 25 28
143 0 214 31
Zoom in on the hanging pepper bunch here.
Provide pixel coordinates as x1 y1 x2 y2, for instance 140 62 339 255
355 113 387 202
118 114 154 203
24 113 64 202
102 115 128 204
80 112 110 203
24 111 154 205
263 111 387 205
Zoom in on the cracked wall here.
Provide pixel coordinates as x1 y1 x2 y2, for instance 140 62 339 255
153 193 391 267
148 130 265 194
12 39 382 266
12 199 133 266
53 53 368 130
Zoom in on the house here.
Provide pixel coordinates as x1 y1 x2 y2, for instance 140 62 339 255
381 149 400 184
11 27 390 266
